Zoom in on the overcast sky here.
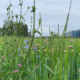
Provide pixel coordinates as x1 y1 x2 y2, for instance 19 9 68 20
0 0 80 37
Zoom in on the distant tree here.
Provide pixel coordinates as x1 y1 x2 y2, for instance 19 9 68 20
2 20 28 36
16 22 28 36
0 27 2 36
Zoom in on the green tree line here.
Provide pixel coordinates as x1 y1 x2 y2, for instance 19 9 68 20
0 20 30 37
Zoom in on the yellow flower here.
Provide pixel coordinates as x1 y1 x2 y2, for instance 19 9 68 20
44 49 47 52
1 42 4 44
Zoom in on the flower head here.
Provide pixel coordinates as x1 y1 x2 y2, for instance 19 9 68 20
25 45 29 49
44 40 46 43
14 70 19 73
38 55 40 58
18 64 22 67
2 57 5 60
35 66 38 69
1 42 4 44
34 47 37 50
69 45 72 48
71 39 73 42
37 44 40 47
44 49 47 52
24 40 28 43
71 50 73 52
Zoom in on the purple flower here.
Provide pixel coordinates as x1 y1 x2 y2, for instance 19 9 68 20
34 47 37 50
24 40 28 43
38 55 40 58
25 45 29 49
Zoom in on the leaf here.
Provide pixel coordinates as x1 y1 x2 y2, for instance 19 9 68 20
9 78 13 80
34 30 41 35
19 15 25 21
43 64 54 74
10 4 13 6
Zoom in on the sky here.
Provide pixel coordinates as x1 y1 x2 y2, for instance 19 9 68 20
0 0 80 37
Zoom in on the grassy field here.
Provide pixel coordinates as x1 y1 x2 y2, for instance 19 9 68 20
0 36 80 80
0 0 80 80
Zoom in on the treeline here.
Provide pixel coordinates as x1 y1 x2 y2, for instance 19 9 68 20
0 20 31 37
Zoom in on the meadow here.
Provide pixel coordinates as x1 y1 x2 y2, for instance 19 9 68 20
0 36 80 80
0 0 80 80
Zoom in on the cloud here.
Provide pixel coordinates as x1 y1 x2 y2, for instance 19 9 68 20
0 0 80 36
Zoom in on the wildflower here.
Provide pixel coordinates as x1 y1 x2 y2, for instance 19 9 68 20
18 64 22 67
43 46 44 49
14 70 19 73
71 39 73 42
44 40 46 43
37 44 40 47
69 45 72 48
2 57 5 60
1 42 4 44
44 49 47 52
35 66 38 69
8 55 10 57
7 45 9 47
38 55 40 58
71 50 73 52
24 40 28 44
34 47 37 50
25 45 29 49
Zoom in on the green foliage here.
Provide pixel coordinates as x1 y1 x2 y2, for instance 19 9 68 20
1 20 28 36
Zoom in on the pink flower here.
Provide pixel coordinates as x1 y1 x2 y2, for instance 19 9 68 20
37 44 40 47
69 45 72 48
35 66 38 69
18 64 22 67
2 57 5 60
71 39 73 42
44 40 46 43
14 70 19 73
